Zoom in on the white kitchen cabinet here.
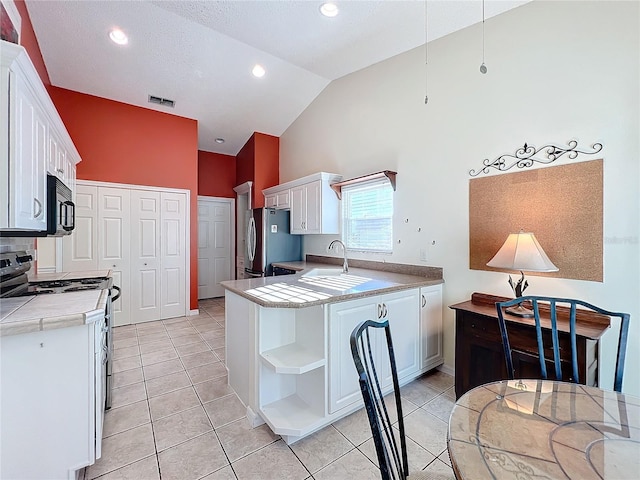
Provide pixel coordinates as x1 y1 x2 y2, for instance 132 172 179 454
328 289 420 414
0 317 105 479
264 189 290 209
1 41 80 232
257 305 326 438
262 172 341 234
420 284 444 370
48 126 77 190
328 296 378 413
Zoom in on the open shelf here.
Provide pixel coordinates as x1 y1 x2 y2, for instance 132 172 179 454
260 394 325 437
260 343 325 374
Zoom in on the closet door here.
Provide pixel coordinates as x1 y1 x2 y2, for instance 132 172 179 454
62 184 98 272
130 190 161 323
98 187 131 326
160 192 187 319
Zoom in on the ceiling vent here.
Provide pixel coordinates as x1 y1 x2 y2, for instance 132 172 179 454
148 95 175 108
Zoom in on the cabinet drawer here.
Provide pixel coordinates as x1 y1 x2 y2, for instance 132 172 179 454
461 314 500 340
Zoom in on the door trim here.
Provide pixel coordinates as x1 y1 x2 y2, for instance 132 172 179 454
197 195 236 298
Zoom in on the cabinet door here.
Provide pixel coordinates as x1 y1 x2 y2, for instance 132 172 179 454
275 190 290 209
420 285 443 371
328 298 378 413
131 190 161 323
10 73 47 230
265 194 277 208
379 289 421 387
63 184 99 271
98 187 131 326
290 185 306 234
303 181 322 234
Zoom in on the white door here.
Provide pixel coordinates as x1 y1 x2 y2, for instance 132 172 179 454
98 187 131 326
198 197 232 299
131 190 161 323
160 192 187 319
63 184 98 271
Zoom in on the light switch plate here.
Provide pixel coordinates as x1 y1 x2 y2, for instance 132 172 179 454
271 225 277 233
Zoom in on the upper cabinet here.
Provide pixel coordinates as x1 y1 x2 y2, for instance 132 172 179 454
263 172 342 235
1 41 81 232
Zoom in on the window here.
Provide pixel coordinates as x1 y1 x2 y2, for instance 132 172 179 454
342 179 393 253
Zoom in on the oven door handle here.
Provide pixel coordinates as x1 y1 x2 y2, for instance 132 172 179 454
110 285 121 302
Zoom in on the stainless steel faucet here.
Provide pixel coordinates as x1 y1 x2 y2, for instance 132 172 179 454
329 239 348 273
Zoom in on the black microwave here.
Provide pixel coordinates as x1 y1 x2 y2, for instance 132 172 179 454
46 174 75 236
0 175 75 237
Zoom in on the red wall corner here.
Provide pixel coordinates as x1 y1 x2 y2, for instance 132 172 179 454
198 151 236 198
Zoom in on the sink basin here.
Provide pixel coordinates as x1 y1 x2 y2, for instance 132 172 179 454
301 268 344 278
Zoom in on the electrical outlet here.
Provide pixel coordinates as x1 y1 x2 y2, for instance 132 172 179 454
419 248 427 262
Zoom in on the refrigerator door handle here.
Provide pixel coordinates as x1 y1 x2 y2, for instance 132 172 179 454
247 216 256 262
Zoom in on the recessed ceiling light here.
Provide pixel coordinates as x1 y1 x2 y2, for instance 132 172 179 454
252 64 266 78
320 2 339 17
215 138 225 144
109 28 128 45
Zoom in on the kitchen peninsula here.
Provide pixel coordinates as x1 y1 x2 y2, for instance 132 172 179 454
221 258 444 444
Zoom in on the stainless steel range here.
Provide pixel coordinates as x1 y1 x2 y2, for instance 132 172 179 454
0 251 120 409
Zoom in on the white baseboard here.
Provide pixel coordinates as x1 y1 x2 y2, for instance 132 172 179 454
246 406 265 428
438 363 454 377
189 309 200 316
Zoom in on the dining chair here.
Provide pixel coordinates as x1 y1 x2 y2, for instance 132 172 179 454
495 296 630 392
350 320 431 480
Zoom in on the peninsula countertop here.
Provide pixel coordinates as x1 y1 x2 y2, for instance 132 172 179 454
221 259 443 308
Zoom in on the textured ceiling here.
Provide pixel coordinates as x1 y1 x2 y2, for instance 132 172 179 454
25 0 529 155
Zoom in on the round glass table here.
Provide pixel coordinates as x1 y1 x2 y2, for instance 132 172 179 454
447 380 640 479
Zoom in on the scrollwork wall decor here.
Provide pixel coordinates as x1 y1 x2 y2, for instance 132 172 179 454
469 140 603 177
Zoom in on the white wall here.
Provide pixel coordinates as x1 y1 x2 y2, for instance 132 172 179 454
280 1 640 395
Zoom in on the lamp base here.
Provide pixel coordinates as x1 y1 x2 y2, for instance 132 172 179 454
506 304 534 317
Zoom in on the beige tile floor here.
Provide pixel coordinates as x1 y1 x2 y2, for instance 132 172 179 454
84 298 456 480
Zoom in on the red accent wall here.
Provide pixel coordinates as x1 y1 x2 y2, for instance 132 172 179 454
49 87 200 311
198 151 236 198
235 132 279 208
15 0 50 86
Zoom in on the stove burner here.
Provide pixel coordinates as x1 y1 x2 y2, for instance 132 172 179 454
36 280 72 289
64 285 100 292
79 278 107 285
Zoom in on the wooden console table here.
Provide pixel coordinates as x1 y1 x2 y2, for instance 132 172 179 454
449 293 610 399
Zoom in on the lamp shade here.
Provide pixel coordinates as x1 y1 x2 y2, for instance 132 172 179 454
486 232 558 272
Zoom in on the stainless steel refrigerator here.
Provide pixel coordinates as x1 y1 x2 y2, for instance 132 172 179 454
245 208 302 277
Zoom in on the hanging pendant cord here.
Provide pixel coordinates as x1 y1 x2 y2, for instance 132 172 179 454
480 0 487 73
424 0 428 104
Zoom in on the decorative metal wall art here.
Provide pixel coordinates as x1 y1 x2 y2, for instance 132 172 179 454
469 140 603 177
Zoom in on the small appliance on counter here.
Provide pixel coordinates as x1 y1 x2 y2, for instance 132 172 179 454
0 250 119 409
245 208 302 277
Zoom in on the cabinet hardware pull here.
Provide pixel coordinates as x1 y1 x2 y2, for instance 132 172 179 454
422 295 426 307
378 304 382 319
56 168 64 174
33 198 43 218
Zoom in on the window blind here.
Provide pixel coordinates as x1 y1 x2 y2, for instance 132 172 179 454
342 179 393 253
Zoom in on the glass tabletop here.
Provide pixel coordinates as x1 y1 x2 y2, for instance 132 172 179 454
447 379 640 479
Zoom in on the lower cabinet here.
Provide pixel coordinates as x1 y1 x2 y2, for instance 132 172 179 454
226 283 443 444
0 318 105 479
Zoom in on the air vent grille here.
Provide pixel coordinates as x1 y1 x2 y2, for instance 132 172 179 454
148 95 175 108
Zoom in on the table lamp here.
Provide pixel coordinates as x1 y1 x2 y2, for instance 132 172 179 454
486 231 558 317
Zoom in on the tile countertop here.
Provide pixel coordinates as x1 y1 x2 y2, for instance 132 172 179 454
221 257 443 308
0 286 110 337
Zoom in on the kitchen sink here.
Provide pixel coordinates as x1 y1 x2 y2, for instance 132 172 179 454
301 268 344 278
299 273 371 291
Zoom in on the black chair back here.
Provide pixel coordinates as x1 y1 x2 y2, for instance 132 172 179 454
495 296 630 392
351 319 408 480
